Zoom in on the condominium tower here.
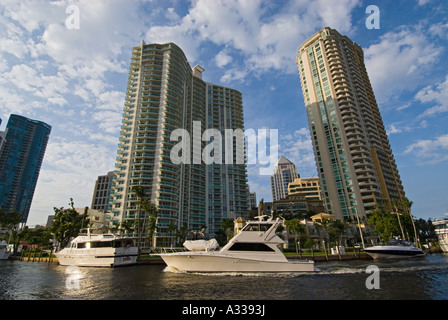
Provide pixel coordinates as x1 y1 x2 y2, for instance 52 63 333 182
297 27 405 221
110 41 249 246
0 114 51 223
270 155 299 202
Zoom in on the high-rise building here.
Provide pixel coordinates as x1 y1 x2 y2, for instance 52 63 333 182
0 114 51 223
91 171 114 211
297 27 406 221
270 155 299 202
205 83 249 235
110 41 249 246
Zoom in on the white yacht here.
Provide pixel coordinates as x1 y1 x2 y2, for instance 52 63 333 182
160 216 316 273
0 240 12 260
55 230 138 267
364 239 425 260
433 213 448 253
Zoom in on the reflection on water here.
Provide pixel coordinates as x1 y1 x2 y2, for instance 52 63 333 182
1 254 448 300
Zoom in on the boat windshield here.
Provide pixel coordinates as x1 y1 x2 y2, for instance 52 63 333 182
242 223 273 232
386 240 413 246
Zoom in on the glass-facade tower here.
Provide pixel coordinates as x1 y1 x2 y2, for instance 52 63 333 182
0 114 51 223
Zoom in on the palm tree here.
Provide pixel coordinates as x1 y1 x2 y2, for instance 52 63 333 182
285 219 306 258
221 218 234 242
315 217 331 260
131 186 158 252
329 220 347 260
142 199 158 248
401 197 420 248
132 185 146 252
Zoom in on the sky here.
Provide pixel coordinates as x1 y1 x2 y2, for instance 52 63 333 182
0 0 447 226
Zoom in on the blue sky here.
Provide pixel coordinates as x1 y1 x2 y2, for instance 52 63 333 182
0 0 447 225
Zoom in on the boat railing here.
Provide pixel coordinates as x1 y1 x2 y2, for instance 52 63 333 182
149 247 188 254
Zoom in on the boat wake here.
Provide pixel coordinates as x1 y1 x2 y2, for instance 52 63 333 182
162 266 317 277
316 256 448 275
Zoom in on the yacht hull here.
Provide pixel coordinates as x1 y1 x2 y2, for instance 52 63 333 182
55 248 138 267
364 247 425 260
160 253 315 273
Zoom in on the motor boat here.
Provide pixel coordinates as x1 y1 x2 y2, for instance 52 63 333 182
364 239 425 260
0 240 12 260
159 216 316 273
55 230 138 267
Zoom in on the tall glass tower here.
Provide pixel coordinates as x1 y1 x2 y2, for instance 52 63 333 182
0 114 51 223
297 27 405 221
110 42 249 246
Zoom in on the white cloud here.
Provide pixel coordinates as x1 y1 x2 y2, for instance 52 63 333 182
166 7 180 22
30 137 116 218
404 133 448 164
1 63 69 106
417 0 431 5
429 22 448 39
280 128 316 176
364 25 443 104
415 74 448 118
145 0 361 78
215 49 232 68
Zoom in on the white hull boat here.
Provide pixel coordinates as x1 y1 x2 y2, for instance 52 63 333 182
0 241 12 260
364 240 425 260
160 216 316 273
55 231 138 267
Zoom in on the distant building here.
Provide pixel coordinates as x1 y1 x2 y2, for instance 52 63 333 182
259 193 325 219
91 171 114 211
75 208 113 229
0 114 51 223
270 155 299 202
288 177 322 201
249 192 257 209
45 209 113 230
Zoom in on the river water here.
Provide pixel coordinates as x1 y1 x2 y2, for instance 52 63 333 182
1 254 447 301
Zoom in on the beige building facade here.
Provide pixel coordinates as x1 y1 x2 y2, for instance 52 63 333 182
297 27 406 221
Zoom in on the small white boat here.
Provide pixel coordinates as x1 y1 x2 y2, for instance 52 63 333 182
55 230 138 267
160 216 316 273
0 240 12 260
364 240 425 260
433 214 448 253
